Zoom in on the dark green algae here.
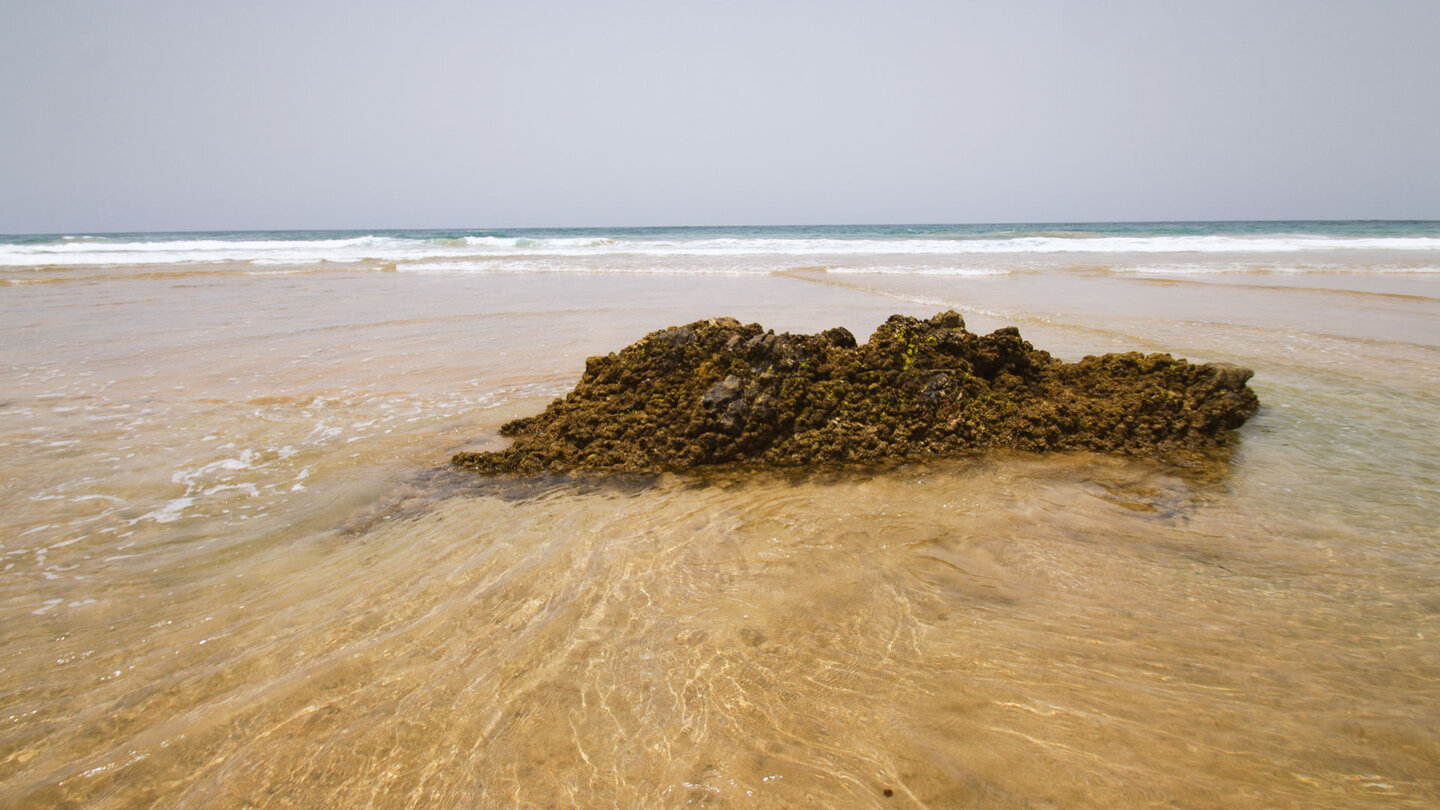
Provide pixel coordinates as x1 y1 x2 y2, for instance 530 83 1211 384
452 311 1260 476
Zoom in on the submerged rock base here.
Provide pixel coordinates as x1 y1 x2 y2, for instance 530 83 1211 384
453 311 1259 475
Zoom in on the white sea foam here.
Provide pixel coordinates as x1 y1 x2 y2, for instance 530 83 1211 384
5 232 1440 269
0 236 424 268
142 497 195 524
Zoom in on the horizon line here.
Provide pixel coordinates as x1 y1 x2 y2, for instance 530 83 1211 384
6 217 1440 239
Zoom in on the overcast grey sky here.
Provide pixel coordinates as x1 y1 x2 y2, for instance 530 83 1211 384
2 0 1437 233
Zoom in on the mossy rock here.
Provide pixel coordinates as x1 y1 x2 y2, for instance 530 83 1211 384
452 311 1259 475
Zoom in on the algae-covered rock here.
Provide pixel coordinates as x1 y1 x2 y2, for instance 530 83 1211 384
452 311 1260 475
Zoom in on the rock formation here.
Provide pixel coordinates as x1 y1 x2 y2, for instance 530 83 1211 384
452 311 1259 475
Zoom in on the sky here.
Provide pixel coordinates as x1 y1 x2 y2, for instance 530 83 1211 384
1 0 1438 233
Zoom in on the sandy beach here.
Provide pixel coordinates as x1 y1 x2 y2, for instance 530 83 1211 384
2 226 1438 807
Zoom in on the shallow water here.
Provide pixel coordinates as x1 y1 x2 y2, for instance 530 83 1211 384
2 243 1439 807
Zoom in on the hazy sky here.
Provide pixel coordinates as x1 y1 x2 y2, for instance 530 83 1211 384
2 0 1437 233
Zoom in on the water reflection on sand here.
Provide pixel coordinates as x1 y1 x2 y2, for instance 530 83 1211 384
2 262 1437 807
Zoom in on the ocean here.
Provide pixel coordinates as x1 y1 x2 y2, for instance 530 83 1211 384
2 222 1438 807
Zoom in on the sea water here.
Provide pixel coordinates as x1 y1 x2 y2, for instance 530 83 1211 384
1 223 1438 807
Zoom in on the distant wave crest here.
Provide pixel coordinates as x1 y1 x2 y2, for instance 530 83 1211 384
3 229 1439 269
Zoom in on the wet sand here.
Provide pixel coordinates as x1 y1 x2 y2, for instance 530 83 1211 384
2 261 1438 807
